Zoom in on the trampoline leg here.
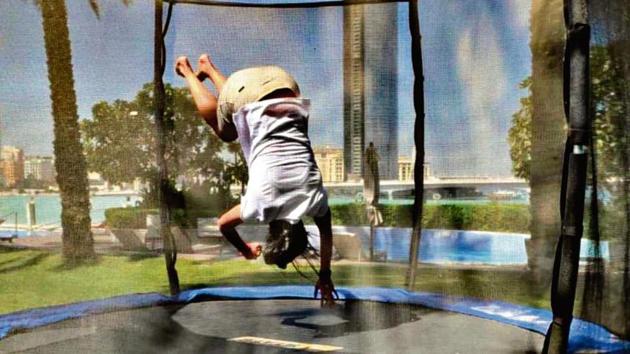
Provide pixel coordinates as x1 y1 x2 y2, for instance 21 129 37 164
543 321 569 354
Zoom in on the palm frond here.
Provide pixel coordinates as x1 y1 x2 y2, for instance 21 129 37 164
88 0 100 19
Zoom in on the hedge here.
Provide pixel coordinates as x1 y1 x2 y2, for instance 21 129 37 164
334 203 530 233
104 208 157 229
106 203 530 234
105 207 194 227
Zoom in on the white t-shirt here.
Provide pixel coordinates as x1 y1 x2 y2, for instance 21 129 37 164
232 98 328 223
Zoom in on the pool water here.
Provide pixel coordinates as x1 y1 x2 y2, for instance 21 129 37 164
380 228 529 264
1 222 609 266
0 230 49 238
0 195 142 227
306 226 609 265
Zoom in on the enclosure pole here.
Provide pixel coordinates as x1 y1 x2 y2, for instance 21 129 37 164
543 0 590 352
154 0 180 295
405 0 425 290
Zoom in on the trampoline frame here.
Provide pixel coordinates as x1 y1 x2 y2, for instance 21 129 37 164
1 285 629 353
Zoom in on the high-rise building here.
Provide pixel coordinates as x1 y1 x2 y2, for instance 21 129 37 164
398 156 414 181
24 156 55 182
0 146 25 187
343 5 365 181
313 147 345 183
398 155 431 182
343 3 398 181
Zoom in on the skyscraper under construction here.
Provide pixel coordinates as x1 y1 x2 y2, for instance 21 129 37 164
343 3 398 181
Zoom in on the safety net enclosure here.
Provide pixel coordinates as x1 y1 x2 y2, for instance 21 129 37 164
0 0 629 353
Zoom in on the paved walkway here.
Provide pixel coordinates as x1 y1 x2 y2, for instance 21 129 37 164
2 229 228 262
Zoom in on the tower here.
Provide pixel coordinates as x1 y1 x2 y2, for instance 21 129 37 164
343 5 365 181
343 3 398 181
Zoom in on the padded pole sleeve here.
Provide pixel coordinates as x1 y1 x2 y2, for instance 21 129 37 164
405 0 426 290
154 0 181 295
543 0 590 352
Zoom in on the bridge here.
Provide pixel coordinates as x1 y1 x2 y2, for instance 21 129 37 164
322 177 529 200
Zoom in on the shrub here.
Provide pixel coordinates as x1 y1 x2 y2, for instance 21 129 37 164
105 208 157 229
106 202 531 234
330 202 530 233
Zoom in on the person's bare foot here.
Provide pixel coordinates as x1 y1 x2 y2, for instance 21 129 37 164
175 56 194 78
196 54 217 82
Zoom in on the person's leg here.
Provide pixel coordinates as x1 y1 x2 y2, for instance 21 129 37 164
196 54 227 92
217 204 260 259
175 56 236 141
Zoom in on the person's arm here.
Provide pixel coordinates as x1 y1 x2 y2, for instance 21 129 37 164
315 208 333 271
217 204 261 259
314 208 337 306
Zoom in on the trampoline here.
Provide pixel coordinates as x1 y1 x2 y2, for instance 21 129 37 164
1 286 629 353
2 0 630 352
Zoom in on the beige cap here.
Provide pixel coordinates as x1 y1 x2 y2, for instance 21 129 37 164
217 66 300 128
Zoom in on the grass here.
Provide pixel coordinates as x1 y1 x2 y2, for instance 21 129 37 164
0 246 550 316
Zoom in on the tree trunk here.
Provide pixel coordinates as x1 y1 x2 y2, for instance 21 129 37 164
40 0 95 263
527 0 566 286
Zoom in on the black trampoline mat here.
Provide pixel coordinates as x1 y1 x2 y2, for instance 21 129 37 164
0 300 543 353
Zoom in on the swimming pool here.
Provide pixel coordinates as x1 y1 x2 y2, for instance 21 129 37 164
1 224 608 266
306 226 609 265
0 230 49 238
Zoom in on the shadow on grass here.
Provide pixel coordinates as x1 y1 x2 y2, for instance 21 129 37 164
125 252 161 262
51 257 101 271
50 251 162 271
0 254 32 268
0 246 28 254
0 253 50 274
97 250 162 262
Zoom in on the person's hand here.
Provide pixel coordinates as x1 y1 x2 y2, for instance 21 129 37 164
175 56 194 78
243 242 262 260
314 269 338 307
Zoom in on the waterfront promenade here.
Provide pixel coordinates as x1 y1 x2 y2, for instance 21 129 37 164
0 193 141 231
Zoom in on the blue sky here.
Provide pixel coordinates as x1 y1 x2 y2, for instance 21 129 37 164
0 0 531 177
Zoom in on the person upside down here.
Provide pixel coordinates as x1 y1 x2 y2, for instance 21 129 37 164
176 54 337 306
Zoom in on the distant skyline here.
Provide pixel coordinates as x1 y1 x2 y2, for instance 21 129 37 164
0 0 531 177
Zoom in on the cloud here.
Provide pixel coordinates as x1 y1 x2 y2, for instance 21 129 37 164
456 12 509 175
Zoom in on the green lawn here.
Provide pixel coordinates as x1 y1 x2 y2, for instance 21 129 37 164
0 246 550 315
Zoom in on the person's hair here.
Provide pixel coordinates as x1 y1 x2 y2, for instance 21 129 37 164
263 220 308 269
260 88 298 101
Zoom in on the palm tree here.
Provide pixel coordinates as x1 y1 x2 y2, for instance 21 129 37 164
227 142 247 195
527 0 566 285
36 0 129 263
